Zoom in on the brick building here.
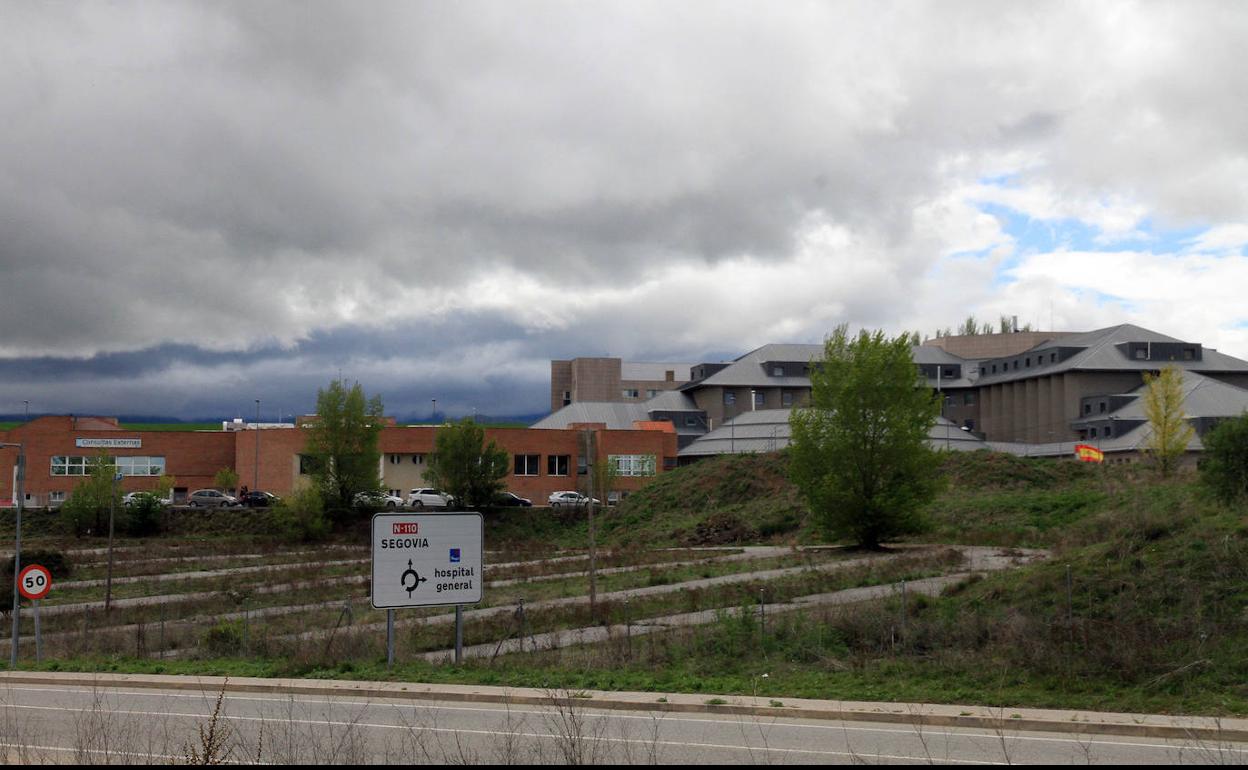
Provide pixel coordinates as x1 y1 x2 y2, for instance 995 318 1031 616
0 416 677 508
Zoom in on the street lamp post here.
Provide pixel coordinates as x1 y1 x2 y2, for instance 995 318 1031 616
254 399 261 492
2 442 25 668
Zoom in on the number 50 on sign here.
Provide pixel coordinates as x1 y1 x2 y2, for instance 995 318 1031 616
18 564 52 601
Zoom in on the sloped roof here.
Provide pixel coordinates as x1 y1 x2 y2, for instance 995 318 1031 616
976 324 1248 385
683 344 824 389
530 402 651 430
679 411 986 457
1107 370 1248 421
532 390 706 431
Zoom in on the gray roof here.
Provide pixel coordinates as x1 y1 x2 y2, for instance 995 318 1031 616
1104 370 1248 421
642 389 703 412
531 402 652 430
532 389 706 431
976 324 1248 386
679 410 986 457
683 344 824 389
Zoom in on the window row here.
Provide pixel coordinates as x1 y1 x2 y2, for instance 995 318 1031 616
387 454 425 465
610 454 656 477
50 455 166 477
514 454 572 477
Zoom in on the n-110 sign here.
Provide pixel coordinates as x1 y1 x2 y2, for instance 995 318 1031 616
371 513 483 609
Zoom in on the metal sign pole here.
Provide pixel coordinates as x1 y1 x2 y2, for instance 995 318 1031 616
105 471 121 612
386 609 395 669
33 600 40 664
9 443 24 669
454 605 463 664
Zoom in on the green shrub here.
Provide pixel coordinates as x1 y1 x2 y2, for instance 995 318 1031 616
122 492 166 537
273 486 330 542
1201 413 1248 504
203 620 244 655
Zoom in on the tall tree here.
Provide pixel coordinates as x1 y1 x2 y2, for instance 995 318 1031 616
423 418 510 508
1142 365 1194 477
789 326 942 549
305 380 385 510
958 315 982 336
60 452 122 536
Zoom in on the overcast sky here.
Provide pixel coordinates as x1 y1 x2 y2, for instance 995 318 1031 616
3 1 1248 420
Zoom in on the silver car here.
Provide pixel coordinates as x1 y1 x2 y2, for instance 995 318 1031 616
187 489 239 508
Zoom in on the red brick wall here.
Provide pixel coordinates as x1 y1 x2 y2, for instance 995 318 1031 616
0 418 679 507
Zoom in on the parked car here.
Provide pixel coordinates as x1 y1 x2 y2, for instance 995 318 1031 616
407 488 453 508
548 491 600 508
187 489 239 508
240 490 281 508
494 491 533 507
354 491 405 509
123 491 173 507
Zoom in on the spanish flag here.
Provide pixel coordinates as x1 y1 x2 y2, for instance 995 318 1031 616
1074 443 1104 463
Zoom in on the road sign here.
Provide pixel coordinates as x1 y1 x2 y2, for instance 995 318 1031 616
371 512 483 609
18 564 51 601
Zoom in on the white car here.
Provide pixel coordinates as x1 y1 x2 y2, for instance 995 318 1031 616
407 488 453 509
354 491 405 509
548 491 600 508
122 491 173 507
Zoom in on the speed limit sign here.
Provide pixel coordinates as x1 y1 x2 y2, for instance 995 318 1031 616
18 564 52 601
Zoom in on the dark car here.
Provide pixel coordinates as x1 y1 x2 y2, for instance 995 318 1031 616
494 492 533 507
240 491 280 508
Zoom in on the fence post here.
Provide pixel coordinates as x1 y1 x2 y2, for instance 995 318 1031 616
624 597 631 660
900 579 908 642
758 587 766 643
517 598 526 653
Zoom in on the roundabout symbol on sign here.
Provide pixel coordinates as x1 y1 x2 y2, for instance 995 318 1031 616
18 564 52 601
400 559 427 596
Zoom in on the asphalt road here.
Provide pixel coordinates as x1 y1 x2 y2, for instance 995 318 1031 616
0 683 1244 764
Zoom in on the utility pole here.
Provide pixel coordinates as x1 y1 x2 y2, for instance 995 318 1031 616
254 399 261 491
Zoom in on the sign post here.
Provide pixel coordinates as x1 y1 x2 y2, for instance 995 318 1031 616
18 564 51 664
105 471 124 612
3 442 26 669
371 512 483 666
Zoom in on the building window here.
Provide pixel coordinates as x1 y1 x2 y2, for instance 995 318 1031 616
1135 347 1147 360
782 391 794 407
943 368 955 378
547 454 570 476
562 391 571 406
514 454 540 476
753 391 765 408
1013 360 1019 370
412 454 424 465
646 389 659 398
610 454 656 477
388 454 402 464
1084 403 1092 415
724 391 736 406
991 364 997 373
622 389 640 399
1105 426 1113 437
1099 402 1106 413
577 455 588 475
1051 353 1057 363
298 455 321 475
1184 348 1195 360
684 416 699 427
49 491 65 503
964 392 976 406
773 366 784 376
1090 427 1098 438
51 455 165 477
1025 357 1030 367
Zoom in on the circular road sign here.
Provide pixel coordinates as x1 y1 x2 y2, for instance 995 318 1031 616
18 564 52 601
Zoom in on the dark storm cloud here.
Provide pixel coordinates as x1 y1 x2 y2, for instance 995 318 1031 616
4 1 1248 417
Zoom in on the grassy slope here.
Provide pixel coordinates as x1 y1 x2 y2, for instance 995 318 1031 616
20 450 1248 714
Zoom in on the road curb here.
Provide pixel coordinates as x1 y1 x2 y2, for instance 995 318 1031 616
2 671 1246 743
